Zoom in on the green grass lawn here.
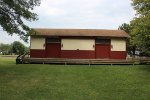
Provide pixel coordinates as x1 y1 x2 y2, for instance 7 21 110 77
0 57 150 100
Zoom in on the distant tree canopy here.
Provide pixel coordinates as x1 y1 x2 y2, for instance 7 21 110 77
0 0 40 42
12 41 26 54
119 0 150 56
0 41 28 55
0 43 12 54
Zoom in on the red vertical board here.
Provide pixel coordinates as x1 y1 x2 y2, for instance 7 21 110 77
46 43 61 58
95 44 110 59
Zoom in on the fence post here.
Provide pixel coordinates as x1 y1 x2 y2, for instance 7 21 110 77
89 60 91 66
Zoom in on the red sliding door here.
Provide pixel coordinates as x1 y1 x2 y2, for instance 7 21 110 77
46 38 61 58
46 43 61 58
95 44 110 59
95 39 110 59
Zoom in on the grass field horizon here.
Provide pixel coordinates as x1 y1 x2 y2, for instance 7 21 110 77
0 56 150 100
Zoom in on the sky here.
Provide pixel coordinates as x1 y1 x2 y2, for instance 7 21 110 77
0 0 135 46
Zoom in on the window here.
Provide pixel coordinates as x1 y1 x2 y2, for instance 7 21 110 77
46 38 60 43
95 39 110 44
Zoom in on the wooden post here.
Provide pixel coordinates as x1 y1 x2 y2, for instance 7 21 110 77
89 60 91 66
65 62 67 66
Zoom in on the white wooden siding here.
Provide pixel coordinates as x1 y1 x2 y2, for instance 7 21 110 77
111 38 126 51
30 36 45 49
61 39 95 50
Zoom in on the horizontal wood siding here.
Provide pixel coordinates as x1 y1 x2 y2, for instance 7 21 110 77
61 50 95 59
30 37 127 59
30 49 45 58
110 51 126 59
61 39 95 50
111 38 126 51
30 36 45 50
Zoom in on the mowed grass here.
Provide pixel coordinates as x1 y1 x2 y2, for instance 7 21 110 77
0 57 150 100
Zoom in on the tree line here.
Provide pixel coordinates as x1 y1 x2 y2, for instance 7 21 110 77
119 0 150 57
0 41 29 55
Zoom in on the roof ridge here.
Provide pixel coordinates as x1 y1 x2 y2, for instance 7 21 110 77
32 28 120 31
30 29 129 38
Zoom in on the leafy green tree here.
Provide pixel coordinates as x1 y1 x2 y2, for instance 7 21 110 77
118 23 131 33
118 23 137 56
131 0 150 56
25 46 30 52
12 41 25 54
0 0 40 42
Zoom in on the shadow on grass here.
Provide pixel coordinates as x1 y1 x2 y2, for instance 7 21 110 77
136 65 150 72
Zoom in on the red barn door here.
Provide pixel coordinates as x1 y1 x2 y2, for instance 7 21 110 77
46 43 61 58
95 39 110 59
96 44 110 58
46 38 61 58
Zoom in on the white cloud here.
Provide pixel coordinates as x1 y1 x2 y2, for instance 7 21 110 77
34 0 66 16
0 0 135 44
32 0 135 29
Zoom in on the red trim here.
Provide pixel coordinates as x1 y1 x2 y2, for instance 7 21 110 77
30 49 45 58
61 50 95 59
60 36 95 39
110 51 126 59
30 49 126 59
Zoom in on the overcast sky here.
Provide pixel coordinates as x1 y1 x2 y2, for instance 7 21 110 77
0 0 135 46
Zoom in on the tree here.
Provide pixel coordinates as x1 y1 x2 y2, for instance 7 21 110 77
131 0 150 56
0 43 12 54
0 0 40 42
25 46 30 52
118 23 131 33
118 23 137 56
12 41 25 54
